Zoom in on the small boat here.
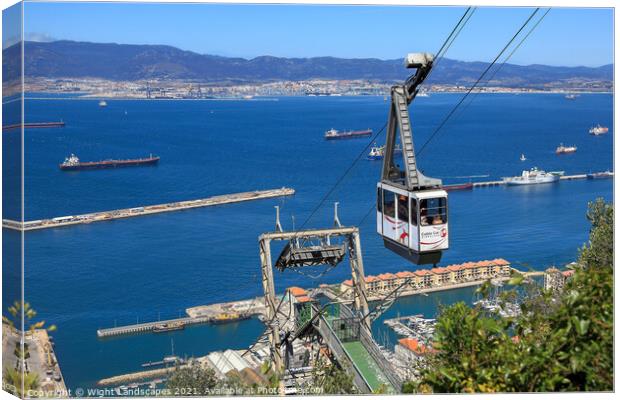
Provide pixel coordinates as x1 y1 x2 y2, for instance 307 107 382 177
443 182 474 191
152 321 185 333
99 100 107 107
520 153 526 161
587 171 613 179
324 128 372 140
503 167 562 186
417 91 430 97
565 94 578 100
555 144 577 154
589 124 609 135
367 144 385 160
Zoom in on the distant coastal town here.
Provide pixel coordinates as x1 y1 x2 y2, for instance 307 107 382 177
23 76 612 99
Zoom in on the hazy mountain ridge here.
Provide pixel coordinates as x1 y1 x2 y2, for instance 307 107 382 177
3 40 613 87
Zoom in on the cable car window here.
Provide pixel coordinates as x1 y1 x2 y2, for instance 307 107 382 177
397 195 408 222
382 190 396 218
410 198 418 226
377 187 383 212
420 197 447 226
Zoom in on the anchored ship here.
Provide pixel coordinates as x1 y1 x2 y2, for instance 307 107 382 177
443 182 474 191
367 143 401 160
59 154 160 171
367 144 385 160
555 144 577 154
503 168 563 186
587 171 613 180
324 128 372 140
589 124 609 135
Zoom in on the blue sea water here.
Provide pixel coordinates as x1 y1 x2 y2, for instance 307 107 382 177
2 93 613 390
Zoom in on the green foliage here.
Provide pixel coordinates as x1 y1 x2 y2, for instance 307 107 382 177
3 367 40 397
310 357 357 394
409 198 613 393
166 361 221 396
3 301 57 335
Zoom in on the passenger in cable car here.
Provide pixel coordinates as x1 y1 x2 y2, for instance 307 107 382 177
383 192 395 218
397 195 408 220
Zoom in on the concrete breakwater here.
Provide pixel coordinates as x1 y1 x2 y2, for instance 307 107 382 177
2 188 295 231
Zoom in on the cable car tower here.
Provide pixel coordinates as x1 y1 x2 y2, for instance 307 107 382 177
377 53 449 265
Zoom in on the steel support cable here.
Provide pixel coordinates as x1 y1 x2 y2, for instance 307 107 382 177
357 8 548 230
435 7 473 58
453 8 551 120
295 7 476 233
424 7 477 85
415 8 541 159
348 11 547 320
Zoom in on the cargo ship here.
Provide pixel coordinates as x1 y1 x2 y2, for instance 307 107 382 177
589 124 609 136
443 182 474 191
325 128 372 140
555 144 577 154
587 171 613 180
59 154 159 171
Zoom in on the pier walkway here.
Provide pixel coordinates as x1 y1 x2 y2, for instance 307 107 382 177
3 188 295 232
97 316 212 338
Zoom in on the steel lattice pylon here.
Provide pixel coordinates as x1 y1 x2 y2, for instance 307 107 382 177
258 209 370 372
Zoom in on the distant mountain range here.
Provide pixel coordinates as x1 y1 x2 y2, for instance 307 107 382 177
3 40 613 87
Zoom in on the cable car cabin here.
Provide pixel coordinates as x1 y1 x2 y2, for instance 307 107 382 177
376 183 448 265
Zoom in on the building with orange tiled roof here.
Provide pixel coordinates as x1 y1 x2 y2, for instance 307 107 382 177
431 267 450 285
544 267 574 291
287 287 307 297
337 259 513 296
395 338 432 365
414 269 433 287
377 273 397 291
446 264 464 282
339 279 353 295
295 296 313 303
394 271 415 289
365 275 381 292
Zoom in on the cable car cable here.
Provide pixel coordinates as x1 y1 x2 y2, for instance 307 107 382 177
453 8 551 120
424 7 477 82
296 8 476 232
415 8 541 159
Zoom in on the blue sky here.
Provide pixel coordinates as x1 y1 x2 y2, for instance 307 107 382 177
17 2 614 67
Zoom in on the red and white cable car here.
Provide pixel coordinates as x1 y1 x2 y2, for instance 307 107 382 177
376 53 449 265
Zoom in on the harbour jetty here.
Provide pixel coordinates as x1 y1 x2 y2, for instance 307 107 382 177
2 187 295 231
2 121 66 131
97 297 266 338
97 317 211 338
471 172 608 188
97 366 176 386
